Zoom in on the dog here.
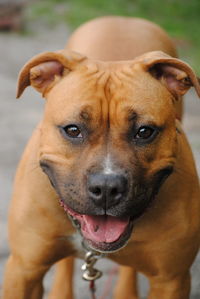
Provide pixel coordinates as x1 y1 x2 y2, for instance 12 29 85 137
3 16 200 299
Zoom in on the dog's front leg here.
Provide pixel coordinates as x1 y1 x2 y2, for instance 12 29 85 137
49 256 74 299
148 271 190 299
3 254 50 299
113 265 139 299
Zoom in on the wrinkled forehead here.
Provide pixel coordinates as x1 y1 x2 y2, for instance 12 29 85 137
46 62 174 125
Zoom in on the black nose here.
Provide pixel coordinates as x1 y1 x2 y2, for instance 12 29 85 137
87 173 128 209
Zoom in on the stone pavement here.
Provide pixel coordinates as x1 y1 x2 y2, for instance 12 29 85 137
0 25 199 298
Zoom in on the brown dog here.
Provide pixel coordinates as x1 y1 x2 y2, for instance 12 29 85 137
3 16 200 299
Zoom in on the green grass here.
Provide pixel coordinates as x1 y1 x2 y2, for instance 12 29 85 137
25 0 200 73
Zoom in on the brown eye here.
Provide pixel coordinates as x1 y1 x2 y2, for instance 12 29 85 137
63 125 82 138
135 126 155 139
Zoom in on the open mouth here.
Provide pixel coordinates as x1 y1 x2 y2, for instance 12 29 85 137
60 200 133 253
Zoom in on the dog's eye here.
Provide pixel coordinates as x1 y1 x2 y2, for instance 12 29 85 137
63 125 83 138
135 126 155 140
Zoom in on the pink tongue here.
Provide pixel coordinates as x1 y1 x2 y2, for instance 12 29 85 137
81 215 129 243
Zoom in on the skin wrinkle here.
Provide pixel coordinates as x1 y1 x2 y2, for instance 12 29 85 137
114 67 135 89
107 70 135 128
95 70 138 151
79 67 133 144
97 71 110 126
103 73 112 130
40 153 72 165
121 65 137 79
92 71 114 167
78 68 109 128
70 64 140 131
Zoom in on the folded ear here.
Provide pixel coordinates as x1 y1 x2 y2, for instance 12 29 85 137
136 51 200 99
16 50 86 98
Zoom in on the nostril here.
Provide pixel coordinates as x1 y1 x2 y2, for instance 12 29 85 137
89 186 102 198
110 187 119 197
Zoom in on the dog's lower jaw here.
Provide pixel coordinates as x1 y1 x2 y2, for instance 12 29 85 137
60 199 134 253
83 220 134 253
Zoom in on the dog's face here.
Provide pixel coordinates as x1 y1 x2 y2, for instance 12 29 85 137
17 50 200 252
39 62 177 252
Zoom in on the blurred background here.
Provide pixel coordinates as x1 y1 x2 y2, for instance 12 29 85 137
0 0 200 298
1 0 200 71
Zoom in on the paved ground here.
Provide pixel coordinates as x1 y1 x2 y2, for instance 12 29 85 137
0 25 200 298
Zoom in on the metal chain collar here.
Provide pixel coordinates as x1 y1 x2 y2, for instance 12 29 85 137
81 240 105 282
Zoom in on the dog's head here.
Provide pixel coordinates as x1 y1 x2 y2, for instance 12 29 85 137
17 50 200 252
